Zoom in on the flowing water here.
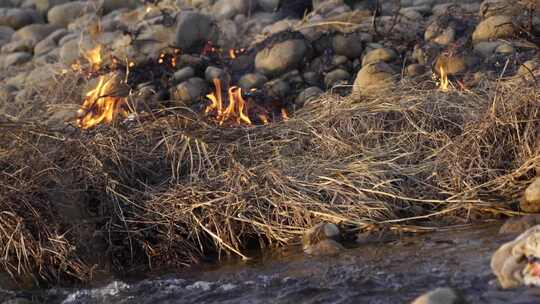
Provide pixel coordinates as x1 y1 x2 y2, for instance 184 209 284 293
3 224 540 304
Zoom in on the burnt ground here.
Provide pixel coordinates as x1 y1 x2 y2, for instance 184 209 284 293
5 223 540 304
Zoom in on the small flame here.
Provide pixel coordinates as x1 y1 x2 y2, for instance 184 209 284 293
281 108 289 121
439 65 449 92
76 75 128 129
205 79 251 125
83 45 102 71
258 114 269 125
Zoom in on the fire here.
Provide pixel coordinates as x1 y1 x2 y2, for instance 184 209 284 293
281 108 289 121
76 75 128 129
205 79 252 125
83 44 102 71
439 65 449 92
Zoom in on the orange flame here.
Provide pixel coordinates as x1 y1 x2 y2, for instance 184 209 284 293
439 65 449 92
76 75 128 129
281 108 289 121
205 79 251 125
83 44 102 71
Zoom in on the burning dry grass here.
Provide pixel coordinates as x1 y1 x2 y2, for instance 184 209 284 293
0 78 539 286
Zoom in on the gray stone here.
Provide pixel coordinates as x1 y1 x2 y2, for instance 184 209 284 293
47 1 92 27
405 64 426 77
302 222 343 256
172 77 208 105
172 11 219 52
473 41 503 57
255 39 307 77
258 0 279 12
352 62 397 95
332 32 364 59
495 42 514 55
2 298 32 304
1 52 32 68
1 39 32 53
33 28 67 56
472 15 516 42
499 215 540 235
12 24 60 48
324 69 350 88
296 86 323 107
0 25 14 44
100 0 140 14
212 0 255 20
302 71 320 87
173 66 196 84
520 177 540 213
411 288 467 304
59 38 81 65
362 47 397 66
264 78 290 99
400 8 423 21
204 66 227 83
34 0 71 15
238 73 268 91
0 8 40 30
425 22 456 46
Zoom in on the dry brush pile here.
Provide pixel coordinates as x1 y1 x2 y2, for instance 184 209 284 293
0 77 538 286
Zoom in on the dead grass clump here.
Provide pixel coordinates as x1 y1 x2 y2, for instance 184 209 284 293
0 79 538 285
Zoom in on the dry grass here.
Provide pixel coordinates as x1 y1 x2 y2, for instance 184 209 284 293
0 76 538 286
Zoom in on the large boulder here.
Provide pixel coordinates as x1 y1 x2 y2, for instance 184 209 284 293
352 62 397 94
171 11 219 52
255 39 308 77
47 1 92 27
472 15 516 42
0 8 40 30
520 177 540 213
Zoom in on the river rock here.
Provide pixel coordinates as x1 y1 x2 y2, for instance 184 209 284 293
432 54 479 77
264 78 290 99
472 15 516 42
212 0 254 20
332 32 364 59
100 0 140 14
425 21 456 46
362 47 397 66
520 177 540 213
1 52 32 68
33 28 67 56
302 222 344 256
204 66 227 83
500 215 540 235
172 77 208 105
255 39 307 77
324 68 350 88
238 73 268 90
352 62 397 95
479 0 522 19
411 288 467 304
12 24 60 48
0 25 14 44
47 1 91 27
172 11 219 52
473 41 503 57
0 8 40 30
296 86 323 107
173 67 196 84
491 225 540 289
406 64 426 77
34 0 71 15
517 59 539 79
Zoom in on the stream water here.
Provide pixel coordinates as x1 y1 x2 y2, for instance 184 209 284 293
3 224 540 303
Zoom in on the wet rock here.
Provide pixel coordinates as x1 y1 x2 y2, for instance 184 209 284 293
332 32 364 59
172 77 208 105
1 52 31 68
238 73 268 91
173 67 196 84
12 24 60 48
520 177 540 213
213 0 255 20
406 63 426 77
255 39 307 77
47 1 91 27
500 215 540 235
324 69 350 88
264 78 290 99
411 288 467 304
172 11 219 52
362 47 397 66
0 8 40 30
491 225 540 288
302 222 344 256
472 15 516 42
296 86 323 107
352 62 397 95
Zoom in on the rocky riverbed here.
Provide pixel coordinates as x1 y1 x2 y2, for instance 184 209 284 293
4 224 540 304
